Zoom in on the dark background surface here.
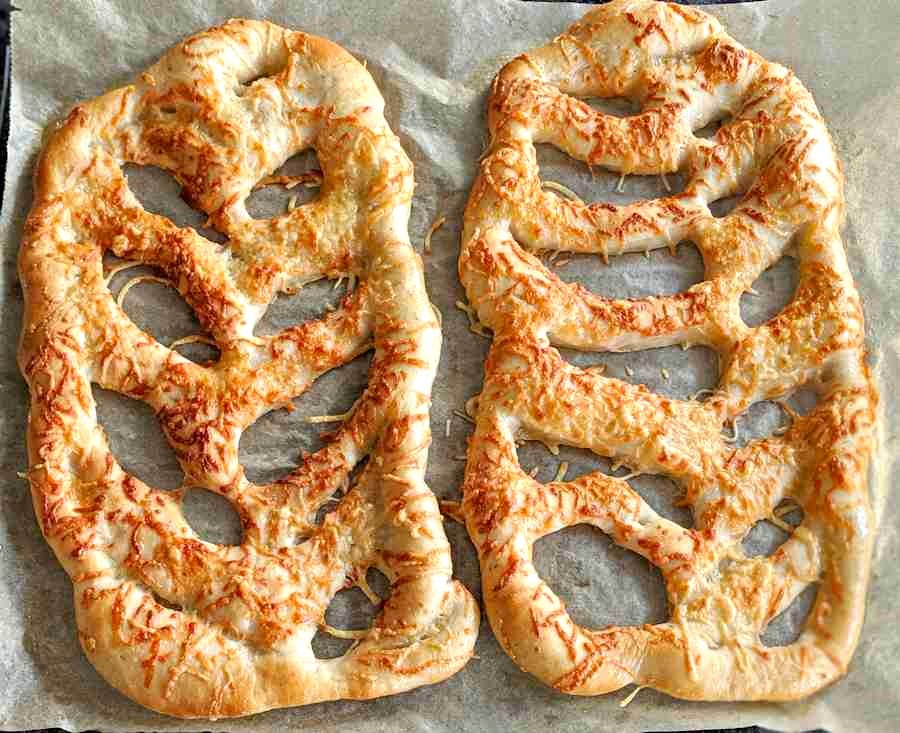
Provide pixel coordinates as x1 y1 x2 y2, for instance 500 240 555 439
0 2 824 732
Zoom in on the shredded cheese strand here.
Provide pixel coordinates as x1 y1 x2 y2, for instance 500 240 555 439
356 573 382 606
104 260 142 286
252 171 322 191
424 215 446 254
542 180 583 204
619 684 647 708
775 398 801 421
439 500 465 524
116 274 174 310
455 300 490 338
304 410 353 424
453 409 475 425
774 499 802 519
169 334 217 350
319 623 369 640
769 514 795 534
553 461 569 482
723 415 742 444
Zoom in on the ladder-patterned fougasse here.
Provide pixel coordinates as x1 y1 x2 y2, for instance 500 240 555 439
459 0 875 701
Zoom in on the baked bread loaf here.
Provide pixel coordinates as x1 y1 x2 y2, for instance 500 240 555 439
18 19 477 718
459 0 875 701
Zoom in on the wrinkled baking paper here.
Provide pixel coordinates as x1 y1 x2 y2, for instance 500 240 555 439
1 1 898 731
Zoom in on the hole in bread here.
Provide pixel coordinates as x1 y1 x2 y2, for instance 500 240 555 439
741 520 789 558
533 524 669 630
761 582 818 647
182 488 243 546
694 112 733 141
122 164 226 244
150 590 183 612
708 194 740 218
362 566 390 600
550 240 704 299
236 61 286 95
559 343 719 402
253 277 352 338
517 447 693 529
785 385 818 416
742 501 803 558
311 571 388 659
92 385 184 491
296 460 369 541
245 150 322 220
726 387 818 447
628 473 695 529
535 144 685 208
694 120 722 140
239 352 373 485
583 96 641 118
104 256 220 365
740 255 799 327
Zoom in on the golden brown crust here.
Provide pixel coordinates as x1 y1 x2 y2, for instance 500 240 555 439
459 0 875 701
18 19 477 719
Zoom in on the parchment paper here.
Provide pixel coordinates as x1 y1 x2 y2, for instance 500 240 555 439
1 1 898 731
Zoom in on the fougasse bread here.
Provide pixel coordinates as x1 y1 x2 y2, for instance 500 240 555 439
458 0 876 702
18 19 477 719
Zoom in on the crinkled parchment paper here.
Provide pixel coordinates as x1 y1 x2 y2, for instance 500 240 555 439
1 1 898 731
